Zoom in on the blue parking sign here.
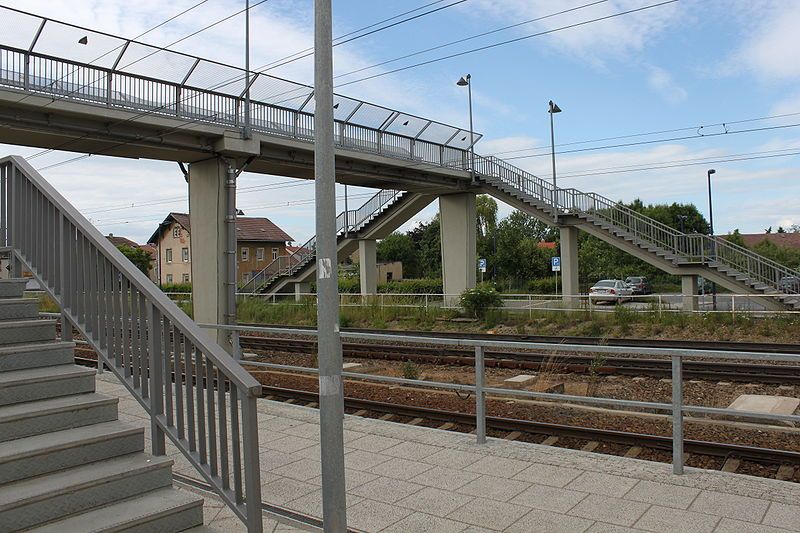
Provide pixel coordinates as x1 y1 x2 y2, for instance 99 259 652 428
551 256 561 272
478 258 487 272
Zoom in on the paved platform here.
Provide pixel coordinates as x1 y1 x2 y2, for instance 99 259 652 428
96 374 800 532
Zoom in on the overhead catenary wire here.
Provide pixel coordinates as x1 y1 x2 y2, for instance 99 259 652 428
259 0 470 73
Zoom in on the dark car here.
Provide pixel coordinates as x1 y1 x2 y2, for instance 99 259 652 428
779 276 800 293
624 276 652 295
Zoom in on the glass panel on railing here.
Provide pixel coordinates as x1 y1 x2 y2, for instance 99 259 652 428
32 19 126 69
116 42 196 84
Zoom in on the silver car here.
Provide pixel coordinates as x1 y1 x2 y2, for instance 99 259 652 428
589 279 633 304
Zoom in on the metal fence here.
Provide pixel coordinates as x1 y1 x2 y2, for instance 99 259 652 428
2 156 264 532
204 323 800 476
229 291 800 317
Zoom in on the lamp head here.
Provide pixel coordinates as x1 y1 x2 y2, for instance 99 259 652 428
456 74 470 86
708 169 716 176
549 100 561 113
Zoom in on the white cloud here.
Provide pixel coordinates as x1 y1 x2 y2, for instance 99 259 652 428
465 0 683 67
646 65 687 105
726 1 800 83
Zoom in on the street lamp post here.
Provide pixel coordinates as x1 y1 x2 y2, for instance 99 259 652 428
548 100 562 223
707 168 717 311
456 74 475 184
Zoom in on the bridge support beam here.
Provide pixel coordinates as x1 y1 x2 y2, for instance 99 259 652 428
682 275 698 312
559 226 579 304
188 158 233 353
440 193 476 302
295 282 311 302
358 239 377 296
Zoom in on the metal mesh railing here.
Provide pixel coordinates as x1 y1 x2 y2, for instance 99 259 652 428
240 188 405 293
1 156 264 532
475 156 800 302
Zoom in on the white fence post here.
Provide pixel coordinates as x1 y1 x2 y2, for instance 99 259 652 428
672 355 684 475
475 345 486 444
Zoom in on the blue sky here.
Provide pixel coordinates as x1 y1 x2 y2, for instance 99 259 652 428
3 0 800 244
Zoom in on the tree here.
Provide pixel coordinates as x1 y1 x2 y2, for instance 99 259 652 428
376 233 419 278
724 229 746 247
117 245 152 276
493 210 556 288
408 216 442 279
777 226 786 233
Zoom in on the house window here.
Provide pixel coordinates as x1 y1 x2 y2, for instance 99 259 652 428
166 274 173 283
182 273 190 283
182 247 189 262
241 247 249 262
256 248 264 261
165 248 173 263
172 227 181 238
386 272 393 281
272 248 279 260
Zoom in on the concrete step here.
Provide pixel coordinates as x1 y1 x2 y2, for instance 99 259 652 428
0 393 118 442
0 341 74 372
0 420 143 484
0 453 174 531
32 486 204 533
0 298 39 321
0 364 96 406
0 319 57 346
0 280 27 299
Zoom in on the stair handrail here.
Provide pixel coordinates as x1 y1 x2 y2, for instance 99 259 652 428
241 188 403 293
475 152 800 298
2 155 264 532
699 234 800 294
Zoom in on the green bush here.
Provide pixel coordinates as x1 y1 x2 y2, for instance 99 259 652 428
160 282 192 293
527 278 558 294
379 279 443 294
460 283 504 318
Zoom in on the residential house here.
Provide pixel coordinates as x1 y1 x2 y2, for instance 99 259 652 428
105 233 158 282
148 213 293 285
738 232 800 250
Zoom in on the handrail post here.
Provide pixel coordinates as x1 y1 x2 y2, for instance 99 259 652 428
242 397 263 532
147 302 166 456
671 355 684 475
475 345 486 444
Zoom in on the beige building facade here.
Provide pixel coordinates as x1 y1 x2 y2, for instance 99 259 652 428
149 213 293 285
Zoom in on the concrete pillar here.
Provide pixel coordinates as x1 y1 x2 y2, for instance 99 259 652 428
188 158 229 350
559 226 579 304
295 282 311 302
358 239 377 295
439 193 476 301
682 275 698 312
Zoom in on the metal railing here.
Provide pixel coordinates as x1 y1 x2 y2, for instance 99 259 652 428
240 189 405 293
476 160 800 303
0 5 477 169
1 156 264 532
208 323 800 476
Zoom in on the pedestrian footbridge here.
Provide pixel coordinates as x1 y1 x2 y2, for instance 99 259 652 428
0 6 798 312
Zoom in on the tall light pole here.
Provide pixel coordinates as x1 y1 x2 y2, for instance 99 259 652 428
456 74 475 184
314 0 347 530
707 168 717 311
548 100 562 222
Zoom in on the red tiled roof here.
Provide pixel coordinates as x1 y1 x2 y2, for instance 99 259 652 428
739 233 800 249
106 234 140 248
149 212 293 244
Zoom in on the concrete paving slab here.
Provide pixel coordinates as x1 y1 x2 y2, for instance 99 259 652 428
504 374 536 387
729 395 800 416
689 490 771 523
633 505 720 533
94 373 800 533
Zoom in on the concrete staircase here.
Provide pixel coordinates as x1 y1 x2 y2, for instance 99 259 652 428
476 171 800 311
0 278 206 531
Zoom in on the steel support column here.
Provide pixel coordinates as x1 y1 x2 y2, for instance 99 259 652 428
314 0 348 530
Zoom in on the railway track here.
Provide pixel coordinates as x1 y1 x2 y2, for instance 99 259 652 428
73 353 800 482
240 335 800 384
242 324 800 354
